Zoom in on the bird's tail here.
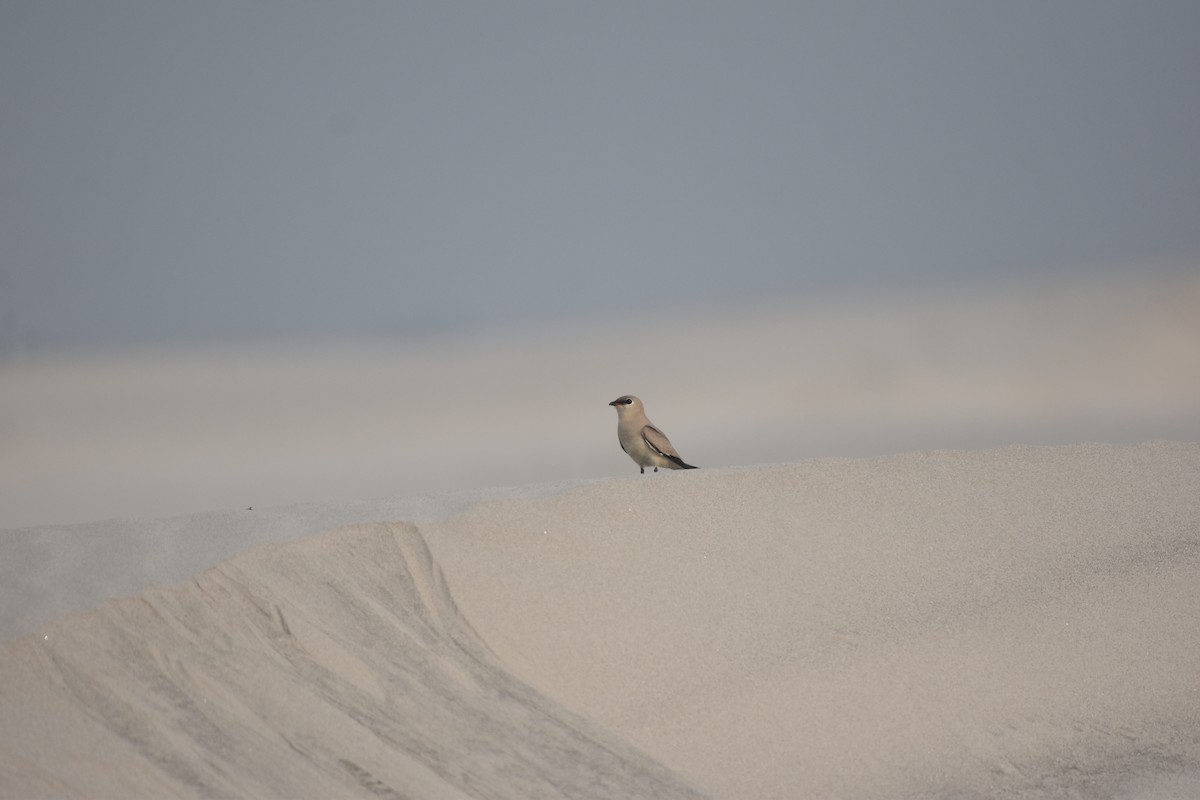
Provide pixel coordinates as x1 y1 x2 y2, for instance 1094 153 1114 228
667 455 698 470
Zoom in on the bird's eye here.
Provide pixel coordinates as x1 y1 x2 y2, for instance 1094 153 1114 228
623 398 632 404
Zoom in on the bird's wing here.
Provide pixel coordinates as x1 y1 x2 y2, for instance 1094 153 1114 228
641 425 680 459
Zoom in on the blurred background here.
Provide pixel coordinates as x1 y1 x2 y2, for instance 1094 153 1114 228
2 2 1198 528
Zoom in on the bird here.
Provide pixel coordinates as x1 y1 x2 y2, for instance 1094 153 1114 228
608 395 698 473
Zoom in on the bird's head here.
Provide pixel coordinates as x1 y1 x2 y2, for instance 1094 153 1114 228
608 395 642 415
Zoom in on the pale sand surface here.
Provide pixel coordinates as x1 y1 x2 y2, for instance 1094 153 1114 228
423 443 1200 799
0 522 707 800
3 443 1199 798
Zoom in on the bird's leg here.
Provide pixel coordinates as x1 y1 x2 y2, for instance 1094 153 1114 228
654 467 659 472
640 466 645 474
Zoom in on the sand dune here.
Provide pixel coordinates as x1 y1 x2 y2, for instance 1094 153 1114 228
423 443 1200 798
0 523 707 799
3 442 1199 798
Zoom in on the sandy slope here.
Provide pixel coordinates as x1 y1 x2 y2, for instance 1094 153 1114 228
0 523 708 799
2 443 1198 798
421 443 1200 799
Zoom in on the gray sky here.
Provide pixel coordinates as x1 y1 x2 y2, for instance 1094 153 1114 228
3 1 1198 350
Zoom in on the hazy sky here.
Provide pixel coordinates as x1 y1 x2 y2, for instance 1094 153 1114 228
3 1 1198 350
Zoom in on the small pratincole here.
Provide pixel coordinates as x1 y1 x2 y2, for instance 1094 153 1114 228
608 395 698 474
